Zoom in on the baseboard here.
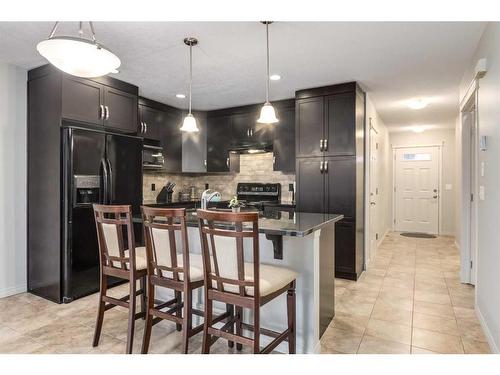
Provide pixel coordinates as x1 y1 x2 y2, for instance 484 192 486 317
0 283 27 299
475 302 499 354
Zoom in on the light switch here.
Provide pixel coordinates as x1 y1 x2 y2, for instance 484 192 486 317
445 184 452 191
479 185 485 200
481 162 485 177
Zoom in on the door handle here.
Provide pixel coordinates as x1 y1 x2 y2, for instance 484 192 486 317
370 202 376 206
99 105 105 120
106 159 113 203
324 139 328 151
433 195 438 199
320 139 324 151
100 158 109 204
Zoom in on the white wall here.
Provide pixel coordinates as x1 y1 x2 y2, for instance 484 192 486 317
389 128 456 236
458 22 500 353
365 94 392 262
0 63 27 298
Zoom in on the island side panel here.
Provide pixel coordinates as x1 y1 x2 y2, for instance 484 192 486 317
319 221 335 339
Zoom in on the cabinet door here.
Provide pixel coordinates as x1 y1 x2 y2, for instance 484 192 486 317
273 105 295 172
335 220 356 277
324 93 356 156
207 114 232 172
139 105 161 140
182 110 207 173
231 112 255 145
160 109 182 173
296 97 324 158
104 87 138 134
61 76 104 125
325 156 356 219
296 157 325 213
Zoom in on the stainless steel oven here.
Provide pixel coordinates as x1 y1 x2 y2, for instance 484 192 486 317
142 144 164 170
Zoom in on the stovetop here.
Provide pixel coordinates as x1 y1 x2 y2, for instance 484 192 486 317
236 182 281 204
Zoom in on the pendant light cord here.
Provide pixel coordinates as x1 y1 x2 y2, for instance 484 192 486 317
265 22 270 104
189 43 193 115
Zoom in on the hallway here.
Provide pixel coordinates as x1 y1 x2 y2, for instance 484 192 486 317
320 232 490 354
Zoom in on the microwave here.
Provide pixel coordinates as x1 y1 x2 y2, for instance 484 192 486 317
143 144 165 170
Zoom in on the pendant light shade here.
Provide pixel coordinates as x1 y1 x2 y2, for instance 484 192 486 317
180 37 200 132
37 22 120 78
257 21 279 124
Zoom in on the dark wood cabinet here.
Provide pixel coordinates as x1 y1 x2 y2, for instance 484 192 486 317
62 76 104 125
296 97 324 158
58 69 138 134
103 87 138 133
272 103 295 172
207 114 238 172
138 104 162 141
160 107 183 173
295 82 365 280
231 112 256 144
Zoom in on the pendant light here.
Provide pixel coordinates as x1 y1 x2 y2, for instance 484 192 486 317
257 21 279 124
180 37 200 132
37 22 121 78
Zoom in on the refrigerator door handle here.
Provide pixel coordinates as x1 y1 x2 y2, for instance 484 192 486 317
106 158 114 204
100 158 109 204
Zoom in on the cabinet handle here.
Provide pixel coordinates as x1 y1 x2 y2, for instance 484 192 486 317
324 139 328 151
104 106 110 120
144 122 147 133
320 139 324 151
273 156 276 164
226 157 230 167
99 105 105 120
140 122 143 133
324 160 328 173
320 161 324 173
247 129 250 137
250 128 253 136
204 159 207 167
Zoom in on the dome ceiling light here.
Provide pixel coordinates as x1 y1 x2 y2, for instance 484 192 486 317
37 21 121 78
257 21 279 124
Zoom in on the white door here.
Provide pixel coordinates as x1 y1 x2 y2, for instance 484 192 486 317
394 146 440 234
369 127 379 259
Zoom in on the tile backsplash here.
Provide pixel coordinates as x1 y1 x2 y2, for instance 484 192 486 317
143 153 295 203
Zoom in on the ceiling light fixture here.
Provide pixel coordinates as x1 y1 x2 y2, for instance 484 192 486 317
176 93 186 99
37 21 121 78
270 74 281 81
408 98 429 110
257 21 279 124
412 126 426 133
180 37 200 133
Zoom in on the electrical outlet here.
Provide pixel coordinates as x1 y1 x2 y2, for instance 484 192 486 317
289 183 294 192
151 183 155 191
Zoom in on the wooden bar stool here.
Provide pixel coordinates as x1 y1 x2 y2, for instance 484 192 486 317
92 204 147 354
197 209 297 354
140 207 232 354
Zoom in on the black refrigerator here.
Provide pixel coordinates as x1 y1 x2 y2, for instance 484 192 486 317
61 127 142 303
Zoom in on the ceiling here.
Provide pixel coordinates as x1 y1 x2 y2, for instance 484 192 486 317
0 22 486 130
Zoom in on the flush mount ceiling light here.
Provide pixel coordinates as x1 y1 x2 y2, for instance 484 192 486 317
37 22 120 78
180 37 200 133
270 74 281 81
412 126 426 133
176 93 186 99
407 98 429 110
257 21 279 124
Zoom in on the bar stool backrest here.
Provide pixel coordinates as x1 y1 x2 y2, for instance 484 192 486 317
93 204 136 270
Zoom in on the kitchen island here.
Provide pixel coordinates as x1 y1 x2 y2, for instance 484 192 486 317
134 210 343 353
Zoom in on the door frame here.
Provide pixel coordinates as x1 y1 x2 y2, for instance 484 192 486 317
459 81 479 285
392 144 443 235
365 117 379 267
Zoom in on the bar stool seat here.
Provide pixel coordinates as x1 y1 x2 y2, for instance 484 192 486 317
111 246 148 270
242 264 297 297
175 253 204 282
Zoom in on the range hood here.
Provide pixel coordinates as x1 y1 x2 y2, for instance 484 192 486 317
228 141 273 154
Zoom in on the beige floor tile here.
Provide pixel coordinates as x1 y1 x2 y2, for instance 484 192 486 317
371 300 412 326
330 312 370 334
412 312 459 336
461 338 491 354
456 318 488 343
453 306 476 319
411 346 441 354
320 327 363 354
414 300 455 319
412 328 464 354
335 299 374 317
414 290 452 306
357 335 410 354
365 318 412 345
450 293 475 309
376 294 414 312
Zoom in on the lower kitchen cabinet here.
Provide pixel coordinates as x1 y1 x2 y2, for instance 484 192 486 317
296 157 325 213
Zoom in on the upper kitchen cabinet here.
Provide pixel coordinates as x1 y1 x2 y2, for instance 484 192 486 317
30 64 139 133
206 112 239 173
272 100 295 172
324 93 356 156
160 106 183 173
295 96 324 158
138 98 163 141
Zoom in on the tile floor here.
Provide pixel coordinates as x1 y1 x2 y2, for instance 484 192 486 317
0 232 490 354
320 232 490 354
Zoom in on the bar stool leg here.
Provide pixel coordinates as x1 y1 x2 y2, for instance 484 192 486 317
126 279 137 354
181 288 192 354
253 306 260 354
175 291 182 331
235 306 243 351
226 304 234 348
202 298 213 354
140 275 146 320
287 285 296 354
92 274 108 347
141 277 155 354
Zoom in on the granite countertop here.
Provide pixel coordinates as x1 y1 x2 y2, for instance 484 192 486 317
133 209 343 237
